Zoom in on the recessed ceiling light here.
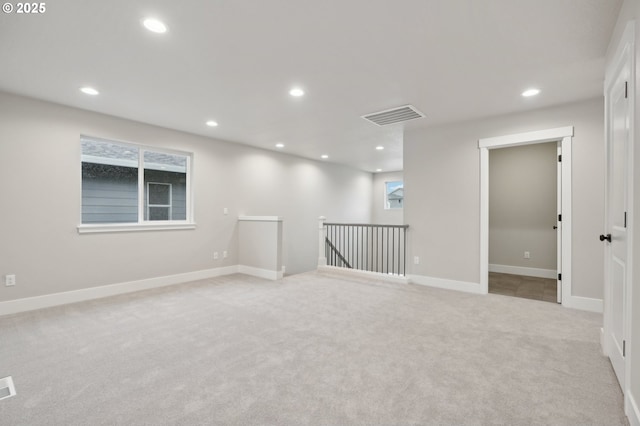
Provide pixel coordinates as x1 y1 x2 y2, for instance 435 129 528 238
275 143 285 148
522 88 540 97
289 88 305 97
321 154 329 159
80 87 99 96
143 18 167 33
206 120 218 127
376 146 384 150
376 169 382 172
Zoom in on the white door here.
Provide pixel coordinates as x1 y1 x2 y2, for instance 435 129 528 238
556 143 562 304
603 58 631 389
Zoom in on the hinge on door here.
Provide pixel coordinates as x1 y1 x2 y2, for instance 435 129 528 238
558 214 562 222
623 340 626 357
625 81 628 99
558 273 562 281
558 154 562 162
624 212 627 228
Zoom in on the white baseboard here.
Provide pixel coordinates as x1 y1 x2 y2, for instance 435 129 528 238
563 295 603 313
0 263 287 317
237 265 283 281
629 391 640 426
409 274 483 294
318 265 410 285
489 264 557 279
0 266 240 317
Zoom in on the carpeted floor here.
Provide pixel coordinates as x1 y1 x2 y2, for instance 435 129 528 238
0 271 628 425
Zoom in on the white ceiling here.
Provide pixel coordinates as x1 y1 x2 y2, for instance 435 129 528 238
0 0 621 172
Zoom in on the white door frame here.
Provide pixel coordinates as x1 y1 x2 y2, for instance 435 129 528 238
478 126 573 306
556 142 563 303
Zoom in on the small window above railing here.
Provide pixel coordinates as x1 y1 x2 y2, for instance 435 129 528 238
385 181 403 210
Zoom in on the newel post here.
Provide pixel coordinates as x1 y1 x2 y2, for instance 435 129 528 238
318 216 327 267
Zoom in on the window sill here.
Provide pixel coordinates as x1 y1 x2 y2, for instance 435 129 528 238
77 222 197 234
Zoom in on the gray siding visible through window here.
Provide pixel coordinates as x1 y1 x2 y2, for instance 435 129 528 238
81 163 138 223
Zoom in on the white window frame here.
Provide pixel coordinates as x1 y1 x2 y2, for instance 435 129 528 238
147 182 173 221
78 135 195 234
384 181 404 210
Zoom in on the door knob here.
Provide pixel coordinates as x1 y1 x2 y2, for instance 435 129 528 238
599 234 612 242
553 226 558 229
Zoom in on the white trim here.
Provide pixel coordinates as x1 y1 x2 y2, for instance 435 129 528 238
237 265 283 281
318 216 327 266
237 216 283 222
556 142 563 303
629 391 640 426
480 147 489 293
0 266 237 316
488 264 557 279
560 136 573 307
0 263 291 316
77 222 196 234
318 265 410 284
0 376 16 401
478 126 574 148
409 274 483 294
478 127 574 303
562 295 603 313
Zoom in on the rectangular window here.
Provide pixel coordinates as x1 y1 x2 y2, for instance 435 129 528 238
80 136 193 232
385 181 404 209
147 182 172 220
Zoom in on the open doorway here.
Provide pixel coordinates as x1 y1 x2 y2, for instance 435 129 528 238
488 142 558 303
478 126 574 308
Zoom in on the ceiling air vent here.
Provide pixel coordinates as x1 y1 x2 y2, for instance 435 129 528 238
362 105 425 126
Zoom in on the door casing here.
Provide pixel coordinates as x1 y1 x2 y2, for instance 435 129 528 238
478 127 573 307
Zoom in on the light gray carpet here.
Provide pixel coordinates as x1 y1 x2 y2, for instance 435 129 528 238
0 271 628 425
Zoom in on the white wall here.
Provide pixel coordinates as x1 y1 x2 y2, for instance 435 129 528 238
238 218 282 278
0 92 373 302
607 0 640 422
489 142 557 271
404 98 604 299
372 171 404 225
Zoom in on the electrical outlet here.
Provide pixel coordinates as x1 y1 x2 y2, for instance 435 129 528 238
223 207 228 215
524 251 530 259
213 252 219 260
5 274 16 287
414 256 420 265
223 251 228 258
